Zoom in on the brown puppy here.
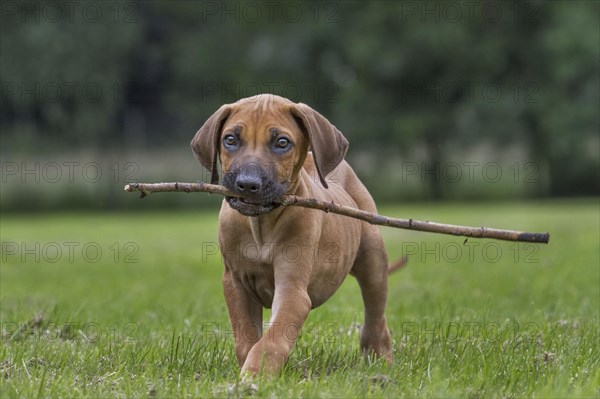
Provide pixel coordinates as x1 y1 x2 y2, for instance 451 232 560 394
191 94 399 376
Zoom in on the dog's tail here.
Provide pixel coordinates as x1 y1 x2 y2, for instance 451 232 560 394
388 255 408 274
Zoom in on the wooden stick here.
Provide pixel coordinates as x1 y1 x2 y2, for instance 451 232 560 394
124 182 550 244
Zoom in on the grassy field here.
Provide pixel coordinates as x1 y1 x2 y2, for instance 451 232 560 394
1 199 598 398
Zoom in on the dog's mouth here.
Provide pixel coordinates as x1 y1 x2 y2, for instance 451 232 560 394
226 196 280 217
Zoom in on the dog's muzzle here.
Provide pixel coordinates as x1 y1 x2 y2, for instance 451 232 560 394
225 197 280 217
222 168 284 217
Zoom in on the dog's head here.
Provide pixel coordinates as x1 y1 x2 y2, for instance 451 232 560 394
190 94 348 216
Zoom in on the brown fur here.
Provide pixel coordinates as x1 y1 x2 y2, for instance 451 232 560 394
191 94 400 376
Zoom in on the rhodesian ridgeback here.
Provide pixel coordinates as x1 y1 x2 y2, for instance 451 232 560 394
191 94 404 376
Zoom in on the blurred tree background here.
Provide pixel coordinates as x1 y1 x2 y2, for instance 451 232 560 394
1 0 598 211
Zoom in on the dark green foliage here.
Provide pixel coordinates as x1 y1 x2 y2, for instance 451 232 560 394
1 1 598 208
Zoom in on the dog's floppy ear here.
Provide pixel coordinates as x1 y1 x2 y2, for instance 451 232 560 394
190 104 232 184
290 103 349 188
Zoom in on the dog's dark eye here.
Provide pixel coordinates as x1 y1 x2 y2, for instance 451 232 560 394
275 137 290 149
223 134 238 149
272 137 292 154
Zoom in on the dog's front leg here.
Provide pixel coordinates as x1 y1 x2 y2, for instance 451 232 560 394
241 266 311 376
222 268 263 366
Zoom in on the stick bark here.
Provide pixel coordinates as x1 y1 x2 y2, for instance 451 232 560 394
124 182 550 244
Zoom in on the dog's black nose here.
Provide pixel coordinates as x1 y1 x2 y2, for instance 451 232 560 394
236 175 262 193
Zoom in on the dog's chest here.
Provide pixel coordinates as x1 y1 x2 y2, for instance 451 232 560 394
221 235 276 308
237 240 278 264
240 267 275 308
230 256 275 308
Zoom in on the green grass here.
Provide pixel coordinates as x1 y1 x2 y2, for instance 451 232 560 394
1 199 598 398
